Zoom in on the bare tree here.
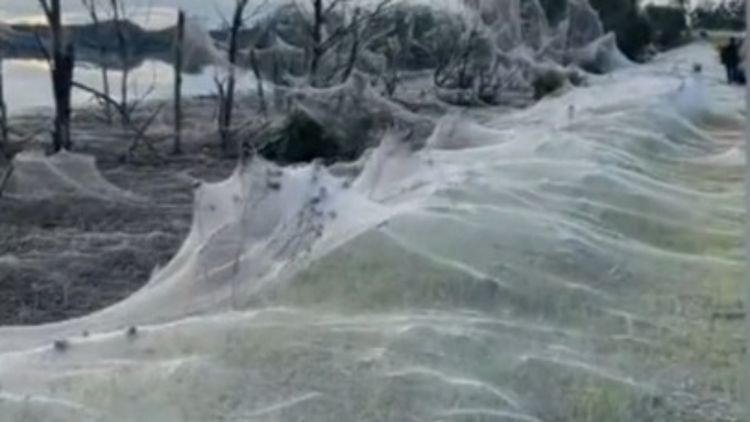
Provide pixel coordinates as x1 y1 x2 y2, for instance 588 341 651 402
340 7 362 83
38 0 75 152
0 58 11 195
33 36 162 160
0 58 8 155
0 58 13 198
173 10 185 155
109 0 130 124
81 0 113 123
309 0 325 83
80 0 130 124
216 0 251 152
76 0 162 158
0 72 14 196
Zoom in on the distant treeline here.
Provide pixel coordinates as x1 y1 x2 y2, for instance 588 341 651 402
0 20 264 73
540 0 740 62
0 20 172 68
691 0 745 31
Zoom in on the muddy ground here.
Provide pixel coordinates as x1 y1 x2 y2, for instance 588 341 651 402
0 109 236 326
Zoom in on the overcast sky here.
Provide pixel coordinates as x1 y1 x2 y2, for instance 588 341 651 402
0 0 725 28
0 0 255 27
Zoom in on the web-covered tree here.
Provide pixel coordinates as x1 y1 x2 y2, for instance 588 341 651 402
301 0 393 86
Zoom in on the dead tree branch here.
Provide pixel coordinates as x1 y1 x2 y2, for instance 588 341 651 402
0 163 14 199
81 0 114 123
71 81 164 159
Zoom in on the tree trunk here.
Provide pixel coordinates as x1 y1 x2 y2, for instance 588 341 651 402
84 1 113 124
111 0 129 125
250 49 266 118
52 43 75 152
220 68 236 151
100 49 113 123
120 67 129 123
341 25 360 83
219 0 247 152
0 58 8 156
173 10 185 155
45 0 74 152
310 0 324 85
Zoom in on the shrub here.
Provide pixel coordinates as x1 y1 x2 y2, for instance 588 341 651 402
538 0 569 26
645 5 689 49
588 0 654 61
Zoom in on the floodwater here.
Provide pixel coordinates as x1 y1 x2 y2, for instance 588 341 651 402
1 0 264 114
1 0 242 27
3 59 221 114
